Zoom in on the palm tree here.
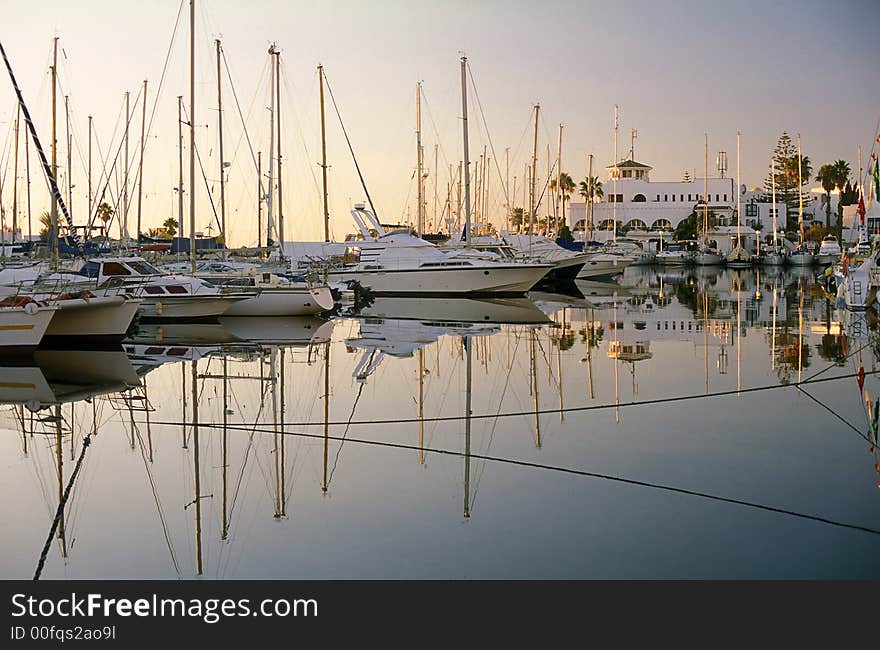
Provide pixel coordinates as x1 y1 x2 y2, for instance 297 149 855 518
815 164 836 227
163 217 179 237
509 207 525 233
549 172 576 233
578 175 603 235
96 202 114 236
578 175 604 202
38 210 52 242
831 159 851 238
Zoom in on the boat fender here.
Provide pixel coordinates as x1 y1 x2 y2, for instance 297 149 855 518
156 301 164 316
24 301 39 315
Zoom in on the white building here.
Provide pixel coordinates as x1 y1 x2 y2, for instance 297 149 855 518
567 158 787 243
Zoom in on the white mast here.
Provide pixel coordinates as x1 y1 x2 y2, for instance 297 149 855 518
529 104 539 236
612 105 618 244
188 0 195 273
416 81 423 237
797 133 803 246
703 133 708 243
556 123 563 234
123 90 129 246
736 130 741 243
266 44 276 248
771 158 777 247
460 56 470 245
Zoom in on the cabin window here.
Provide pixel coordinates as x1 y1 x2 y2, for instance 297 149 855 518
128 260 161 275
167 347 188 356
144 285 165 295
166 285 189 294
101 262 132 276
144 347 166 355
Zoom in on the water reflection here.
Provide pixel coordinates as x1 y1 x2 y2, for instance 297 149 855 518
2 277 879 579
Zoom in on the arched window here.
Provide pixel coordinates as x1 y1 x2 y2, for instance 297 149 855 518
625 219 648 230
597 219 619 231
633 194 647 203
651 218 673 230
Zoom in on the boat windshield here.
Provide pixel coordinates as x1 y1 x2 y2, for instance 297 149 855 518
127 260 162 275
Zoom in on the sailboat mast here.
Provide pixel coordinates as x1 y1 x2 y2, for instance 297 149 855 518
736 130 741 242
460 57 471 245
529 104 539 235
177 96 184 242
87 115 92 219
123 90 129 245
266 46 276 248
612 105 618 244
797 133 803 245
556 123 562 234
257 151 262 251
188 0 196 274
137 79 147 243
25 127 31 241
12 104 19 242
216 40 225 254
416 81 423 237
433 144 439 232
65 95 72 228
704 133 708 240
587 153 594 240
51 37 57 263
771 158 777 246
318 65 330 242
274 48 284 256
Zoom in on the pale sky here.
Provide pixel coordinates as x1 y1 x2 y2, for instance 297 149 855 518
1 0 878 245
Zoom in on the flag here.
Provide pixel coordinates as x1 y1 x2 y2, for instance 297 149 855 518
858 192 866 226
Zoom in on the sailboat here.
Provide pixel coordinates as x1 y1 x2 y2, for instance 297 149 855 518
727 131 753 268
695 134 724 266
788 134 815 267
760 157 786 266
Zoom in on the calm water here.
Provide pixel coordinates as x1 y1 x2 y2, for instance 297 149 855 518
2 266 879 579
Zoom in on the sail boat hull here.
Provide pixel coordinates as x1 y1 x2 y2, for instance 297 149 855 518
0 305 57 353
40 295 141 342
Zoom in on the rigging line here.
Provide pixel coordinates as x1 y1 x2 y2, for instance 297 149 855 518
796 384 874 445
32 434 92 581
221 47 266 190
147 366 880 429
133 417 181 576
180 104 222 234
156 419 880 538
466 62 512 211
279 64 323 215
327 357 371 487
86 88 144 234
321 69 380 220
416 86 452 177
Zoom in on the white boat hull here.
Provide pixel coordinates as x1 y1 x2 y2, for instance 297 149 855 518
788 252 814 267
221 286 335 316
0 305 56 352
42 296 141 340
694 252 724 266
761 252 786 266
576 255 633 279
328 264 550 295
